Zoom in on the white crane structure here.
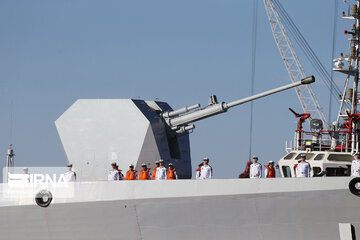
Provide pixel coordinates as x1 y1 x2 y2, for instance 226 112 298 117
264 0 329 128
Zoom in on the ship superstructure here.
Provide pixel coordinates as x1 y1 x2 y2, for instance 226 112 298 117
279 1 360 178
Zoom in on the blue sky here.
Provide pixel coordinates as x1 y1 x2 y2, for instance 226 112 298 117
0 0 352 179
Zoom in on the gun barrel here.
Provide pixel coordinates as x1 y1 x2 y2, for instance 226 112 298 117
225 76 314 109
166 76 315 129
169 103 226 127
162 104 201 118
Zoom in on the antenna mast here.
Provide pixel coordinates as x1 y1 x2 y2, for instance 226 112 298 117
333 1 360 153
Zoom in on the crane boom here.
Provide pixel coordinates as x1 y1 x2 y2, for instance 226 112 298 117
264 0 328 128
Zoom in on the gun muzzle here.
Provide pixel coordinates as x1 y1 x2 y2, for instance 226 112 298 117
301 76 315 84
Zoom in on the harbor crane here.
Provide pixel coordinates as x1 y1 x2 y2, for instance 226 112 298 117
264 0 332 128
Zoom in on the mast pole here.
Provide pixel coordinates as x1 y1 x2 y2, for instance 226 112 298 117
351 0 360 153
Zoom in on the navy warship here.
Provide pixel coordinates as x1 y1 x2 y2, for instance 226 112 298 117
1 1 360 240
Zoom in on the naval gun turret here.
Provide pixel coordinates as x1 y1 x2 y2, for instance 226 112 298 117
55 76 314 181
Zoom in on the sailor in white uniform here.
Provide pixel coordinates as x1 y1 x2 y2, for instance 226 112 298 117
108 162 120 181
296 154 311 178
351 152 360 177
155 159 167 180
200 157 212 179
22 167 30 183
249 156 262 178
64 164 76 182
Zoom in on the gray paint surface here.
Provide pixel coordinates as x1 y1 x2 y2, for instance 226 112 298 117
0 177 359 240
0 190 359 240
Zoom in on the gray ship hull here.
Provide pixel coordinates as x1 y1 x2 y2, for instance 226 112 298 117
0 177 359 240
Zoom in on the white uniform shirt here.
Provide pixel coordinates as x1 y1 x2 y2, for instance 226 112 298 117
108 169 119 181
155 166 167 180
250 163 262 178
196 170 201 179
351 159 360 177
296 162 311 177
264 168 269 178
64 171 76 182
200 165 212 179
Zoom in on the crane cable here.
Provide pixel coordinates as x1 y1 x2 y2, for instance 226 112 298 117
272 0 346 108
248 0 258 160
329 0 339 124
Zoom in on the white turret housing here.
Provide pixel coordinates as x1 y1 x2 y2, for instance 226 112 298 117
55 99 192 181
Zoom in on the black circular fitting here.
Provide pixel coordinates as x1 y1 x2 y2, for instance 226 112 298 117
349 177 360 196
35 189 53 207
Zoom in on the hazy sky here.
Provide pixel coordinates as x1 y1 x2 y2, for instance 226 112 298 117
0 0 351 179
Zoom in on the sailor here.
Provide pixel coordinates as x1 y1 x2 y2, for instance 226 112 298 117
200 157 212 179
155 159 167 180
239 160 252 178
64 163 76 182
125 164 138 180
152 161 159 180
249 156 262 178
195 162 203 179
167 163 178 180
139 163 151 180
22 167 30 183
296 154 311 178
108 163 120 181
115 164 124 180
264 161 276 178
351 152 360 177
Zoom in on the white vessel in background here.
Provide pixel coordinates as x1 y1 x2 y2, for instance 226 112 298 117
1 1 360 240
278 1 360 180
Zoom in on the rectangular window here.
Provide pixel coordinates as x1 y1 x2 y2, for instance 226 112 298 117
295 153 315 160
325 167 350 176
284 153 296 160
327 154 353 162
282 166 291 178
314 154 325 160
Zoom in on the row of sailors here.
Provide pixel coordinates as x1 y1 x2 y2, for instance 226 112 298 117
240 156 278 178
31 152 360 181
73 152 360 180
108 159 178 181
247 152 360 178
240 154 310 178
108 157 213 180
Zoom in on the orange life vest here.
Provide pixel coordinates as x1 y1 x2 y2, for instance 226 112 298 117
126 170 137 180
196 168 200 172
265 165 276 178
152 167 158 180
167 168 177 180
139 169 150 180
